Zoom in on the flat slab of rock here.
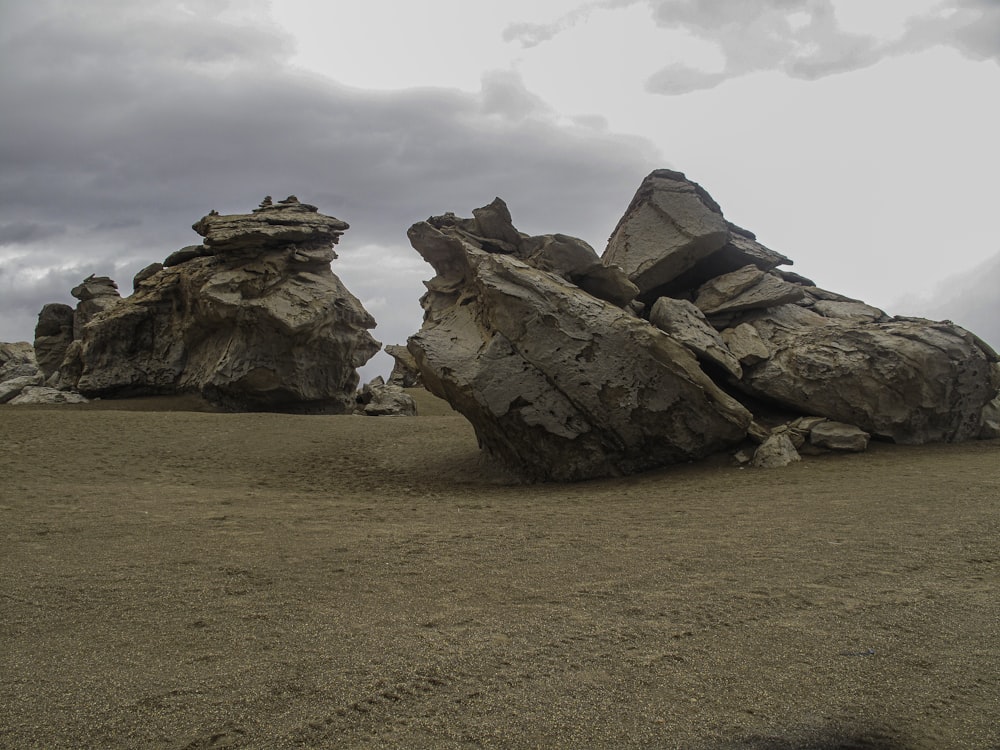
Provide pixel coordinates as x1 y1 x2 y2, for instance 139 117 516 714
694 266 805 316
192 196 350 254
603 170 730 298
809 421 870 452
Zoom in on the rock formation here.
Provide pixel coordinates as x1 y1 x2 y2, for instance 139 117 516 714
405 170 1000 480
0 342 43 403
406 199 752 481
33 304 74 378
356 376 417 417
385 344 422 388
42 197 379 411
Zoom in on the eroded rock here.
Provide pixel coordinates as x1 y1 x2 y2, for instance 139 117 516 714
46 198 379 411
407 203 752 481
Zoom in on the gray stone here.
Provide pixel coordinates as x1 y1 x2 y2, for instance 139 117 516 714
9 386 88 405
47 199 379 412
809 421 870 452
133 262 164 288
721 323 771 365
649 297 742 378
163 246 209 267
603 169 730 298
192 196 349 254
71 275 119 301
0 374 45 403
385 344 423 388
751 433 801 468
0 341 38 381
812 299 887 323
408 205 752 482
33 303 74 378
741 309 997 443
694 267 805 316
358 377 417 417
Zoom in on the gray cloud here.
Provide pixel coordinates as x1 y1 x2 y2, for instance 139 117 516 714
891 0 1000 63
898 251 1000 351
505 0 1000 96
0 0 659 375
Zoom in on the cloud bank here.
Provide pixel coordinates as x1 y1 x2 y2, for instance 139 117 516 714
0 0 658 373
504 0 1000 94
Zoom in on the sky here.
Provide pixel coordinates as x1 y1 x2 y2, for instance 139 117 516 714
2 0 998 381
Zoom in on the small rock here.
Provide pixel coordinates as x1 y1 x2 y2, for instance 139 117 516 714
751 433 801 468
9 386 88 405
809 421 870 452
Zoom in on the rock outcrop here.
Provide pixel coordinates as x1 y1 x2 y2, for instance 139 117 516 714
44 197 379 411
356 377 417 417
33 304 75 379
406 199 752 482
405 170 999 479
0 343 43 403
385 344 423 388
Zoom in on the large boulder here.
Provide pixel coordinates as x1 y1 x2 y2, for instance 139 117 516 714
736 308 997 443
0 342 37 381
404 168 999 479
50 197 379 411
33 304 75 379
406 205 752 481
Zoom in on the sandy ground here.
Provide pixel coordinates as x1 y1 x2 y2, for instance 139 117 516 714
1 390 998 749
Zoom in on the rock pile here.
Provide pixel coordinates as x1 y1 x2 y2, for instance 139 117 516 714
406 169 1000 480
32 197 379 411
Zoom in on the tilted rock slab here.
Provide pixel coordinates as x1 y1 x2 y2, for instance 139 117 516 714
56 197 379 411
602 169 1000 447
407 210 751 481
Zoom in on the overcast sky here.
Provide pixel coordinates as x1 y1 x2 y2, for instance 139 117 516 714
2 0 998 380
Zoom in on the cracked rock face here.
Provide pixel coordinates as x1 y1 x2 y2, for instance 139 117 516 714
47 198 379 412
406 201 752 481
408 171 999 479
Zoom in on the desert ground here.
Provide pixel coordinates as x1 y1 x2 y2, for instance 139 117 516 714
1 390 998 749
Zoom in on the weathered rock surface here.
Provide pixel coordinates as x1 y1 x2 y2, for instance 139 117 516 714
45 198 379 411
751 433 801 468
407 204 752 481
33 304 75 379
406 168 998 478
737 310 995 443
603 169 730 299
356 377 417 417
0 374 44 403
649 297 742 378
9 386 88 405
721 323 770 365
694 266 805 316
385 344 422 388
809 421 870 452
0 342 38 381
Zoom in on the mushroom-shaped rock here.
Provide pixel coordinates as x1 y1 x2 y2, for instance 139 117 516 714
50 200 379 412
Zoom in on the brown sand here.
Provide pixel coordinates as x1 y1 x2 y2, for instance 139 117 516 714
1 390 998 749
